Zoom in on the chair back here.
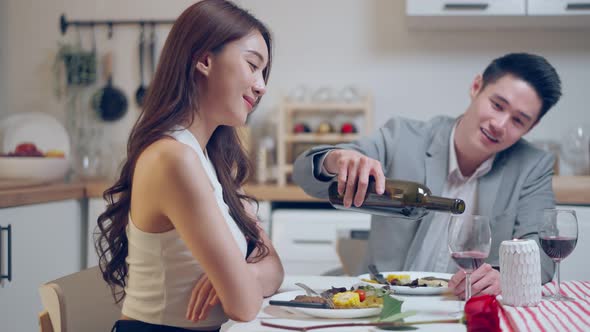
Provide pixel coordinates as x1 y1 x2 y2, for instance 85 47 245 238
335 229 369 276
39 266 121 332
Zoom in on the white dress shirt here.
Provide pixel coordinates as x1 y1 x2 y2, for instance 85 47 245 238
409 123 495 273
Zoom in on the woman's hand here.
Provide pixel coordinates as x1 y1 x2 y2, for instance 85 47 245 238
323 149 385 207
186 273 219 322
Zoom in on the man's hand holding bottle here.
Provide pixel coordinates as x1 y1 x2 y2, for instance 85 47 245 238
323 150 386 208
448 264 501 299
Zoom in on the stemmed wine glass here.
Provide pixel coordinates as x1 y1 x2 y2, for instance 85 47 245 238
539 208 578 301
448 214 492 302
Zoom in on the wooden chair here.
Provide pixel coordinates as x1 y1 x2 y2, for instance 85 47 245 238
335 229 369 276
38 266 121 332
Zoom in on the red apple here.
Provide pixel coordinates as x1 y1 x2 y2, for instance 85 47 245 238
293 123 311 133
14 142 43 157
341 123 357 134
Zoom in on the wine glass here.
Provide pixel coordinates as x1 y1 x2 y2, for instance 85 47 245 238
539 208 578 301
448 214 492 302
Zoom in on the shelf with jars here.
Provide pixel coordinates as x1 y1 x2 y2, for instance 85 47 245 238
276 95 373 186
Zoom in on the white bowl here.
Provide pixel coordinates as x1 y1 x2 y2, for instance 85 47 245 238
1 112 71 158
0 157 70 189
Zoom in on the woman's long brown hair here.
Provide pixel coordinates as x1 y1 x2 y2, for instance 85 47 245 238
96 0 273 303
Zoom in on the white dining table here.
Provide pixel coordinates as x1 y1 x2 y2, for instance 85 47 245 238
222 276 590 332
222 275 467 332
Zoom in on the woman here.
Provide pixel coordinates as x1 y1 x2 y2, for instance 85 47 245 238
96 1 284 331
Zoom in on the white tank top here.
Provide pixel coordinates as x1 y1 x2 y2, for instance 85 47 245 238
121 128 247 329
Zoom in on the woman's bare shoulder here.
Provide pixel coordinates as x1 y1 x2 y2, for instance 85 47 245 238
141 137 196 164
134 138 206 189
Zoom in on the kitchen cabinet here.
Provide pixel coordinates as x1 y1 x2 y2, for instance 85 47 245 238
271 209 370 275
406 0 590 16
528 0 590 15
556 205 590 281
407 0 526 16
406 0 590 28
0 200 82 332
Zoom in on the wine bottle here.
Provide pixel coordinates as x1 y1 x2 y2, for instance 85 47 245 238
328 177 465 220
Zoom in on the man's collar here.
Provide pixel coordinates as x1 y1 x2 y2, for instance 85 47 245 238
448 121 495 182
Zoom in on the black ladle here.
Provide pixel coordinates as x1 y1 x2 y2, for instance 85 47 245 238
135 24 147 107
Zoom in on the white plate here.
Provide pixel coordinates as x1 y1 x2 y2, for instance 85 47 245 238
268 290 382 319
1 112 70 158
357 271 453 295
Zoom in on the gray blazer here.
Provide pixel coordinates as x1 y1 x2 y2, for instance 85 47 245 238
293 116 556 284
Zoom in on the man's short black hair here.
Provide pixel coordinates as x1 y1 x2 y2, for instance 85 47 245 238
481 53 562 121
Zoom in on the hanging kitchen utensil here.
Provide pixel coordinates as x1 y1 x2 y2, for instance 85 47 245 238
90 24 97 73
60 26 96 87
135 23 147 107
91 52 128 121
148 23 157 85
84 25 97 86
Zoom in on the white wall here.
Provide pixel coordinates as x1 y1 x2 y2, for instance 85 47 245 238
1 0 589 171
242 0 590 142
0 0 11 117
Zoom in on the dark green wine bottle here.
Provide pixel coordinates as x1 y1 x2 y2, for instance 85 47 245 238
328 177 465 220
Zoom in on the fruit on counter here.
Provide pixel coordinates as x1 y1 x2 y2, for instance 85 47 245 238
340 122 357 134
7 142 44 157
15 142 43 155
293 122 311 133
0 143 65 158
45 149 66 158
316 121 334 134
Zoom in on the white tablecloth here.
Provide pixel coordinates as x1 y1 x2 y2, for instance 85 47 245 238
223 275 465 332
223 276 590 332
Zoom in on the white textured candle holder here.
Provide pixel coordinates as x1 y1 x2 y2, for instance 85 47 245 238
499 239 541 307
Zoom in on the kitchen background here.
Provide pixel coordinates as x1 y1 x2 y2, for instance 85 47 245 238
1 1 590 331
1 0 590 177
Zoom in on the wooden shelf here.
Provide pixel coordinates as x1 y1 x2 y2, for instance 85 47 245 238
285 134 360 143
553 176 590 205
283 102 368 112
243 183 323 202
277 95 373 186
0 182 87 208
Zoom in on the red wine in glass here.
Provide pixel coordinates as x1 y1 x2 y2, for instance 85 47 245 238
540 236 577 262
451 251 488 272
539 208 578 301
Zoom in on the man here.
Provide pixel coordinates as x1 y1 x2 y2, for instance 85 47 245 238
293 53 561 299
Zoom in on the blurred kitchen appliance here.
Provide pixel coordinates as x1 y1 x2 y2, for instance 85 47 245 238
561 126 590 175
256 136 275 184
531 140 561 175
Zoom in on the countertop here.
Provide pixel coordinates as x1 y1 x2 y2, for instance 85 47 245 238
1 176 589 208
